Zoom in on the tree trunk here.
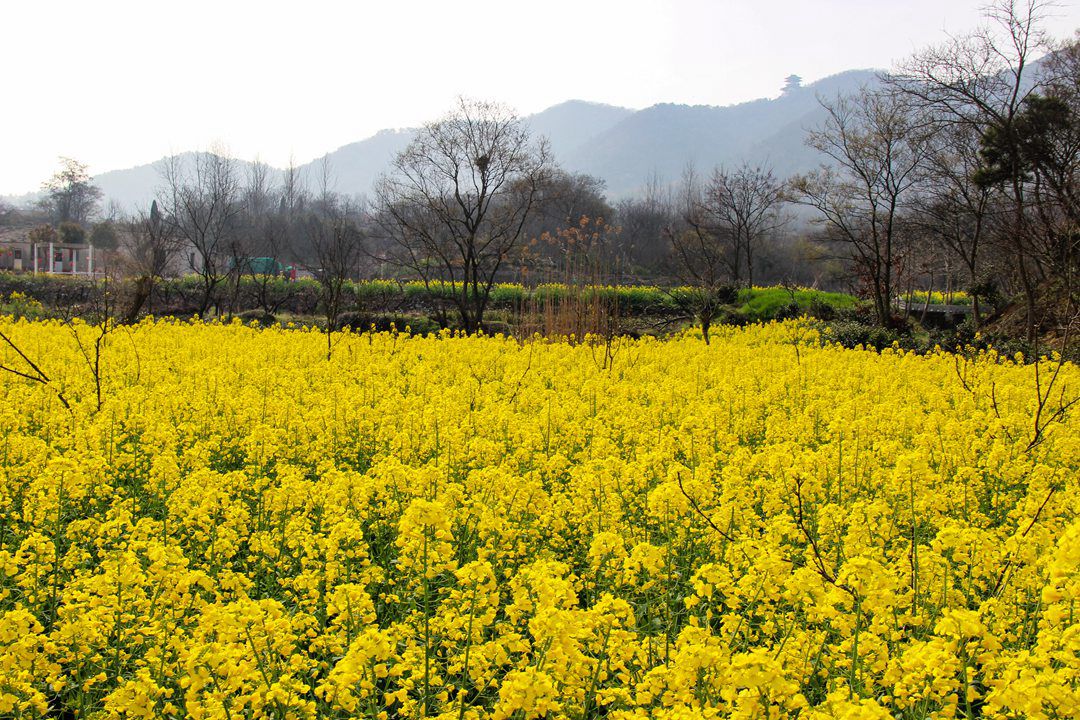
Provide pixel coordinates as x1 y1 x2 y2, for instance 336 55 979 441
124 276 152 324
457 304 479 335
746 243 754 288
1017 255 1038 343
872 276 890 328
198 276 215 317
920 274 933 325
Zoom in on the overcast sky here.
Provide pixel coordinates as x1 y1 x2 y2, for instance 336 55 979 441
2 0 1079 194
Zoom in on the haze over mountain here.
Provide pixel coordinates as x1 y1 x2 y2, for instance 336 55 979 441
562 70 879 188
7 69 879 211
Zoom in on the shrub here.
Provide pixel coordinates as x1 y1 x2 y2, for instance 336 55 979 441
237 309 277 326
336 311 441 335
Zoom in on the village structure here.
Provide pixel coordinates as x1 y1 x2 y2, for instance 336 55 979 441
0 227 99 276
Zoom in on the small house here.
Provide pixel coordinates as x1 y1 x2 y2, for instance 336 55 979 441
0 227 98 275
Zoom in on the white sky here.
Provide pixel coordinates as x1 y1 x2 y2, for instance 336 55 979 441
2 0 1079 194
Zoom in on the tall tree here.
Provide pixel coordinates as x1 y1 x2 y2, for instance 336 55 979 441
794 89 930 326
376 98 553 334
243 160 301 315
40 157 102 227
700 162 787 286
519 170 612 279
889 0 1052 339
119 200 181 322
615 173 674 270
157 152 243 316
909 122 995 326
1024 34 1080 296
665 166 738 344
304 197 365 359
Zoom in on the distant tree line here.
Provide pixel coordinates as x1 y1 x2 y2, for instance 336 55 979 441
4 0 1077 342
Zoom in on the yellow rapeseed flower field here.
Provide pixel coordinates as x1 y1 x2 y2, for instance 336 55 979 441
0 317 1077 719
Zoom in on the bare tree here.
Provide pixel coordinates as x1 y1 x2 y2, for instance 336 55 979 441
233 158 287 316
376 98 553 334
888 0 1053 338
616 173 674 270
794 89 930 326
281 157 307 217
909 122 995 326
701 162 788 286
518 170 613 279
118 200 180 323
0 198 15 228
539 215 623 283
304 198 365 359
157 151 243 316
890 0 1049 128
665 166 738 344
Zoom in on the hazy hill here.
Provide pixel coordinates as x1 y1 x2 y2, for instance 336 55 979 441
93 153 284 213
298 100 634 199
524 100 636 158
743 70 882 178
300 129 414 200
4 70 883 210
2 153 281 214
566 70 880 194
93 162 165 212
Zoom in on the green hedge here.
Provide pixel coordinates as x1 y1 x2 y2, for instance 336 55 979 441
1 271 860 322
735 287 858 321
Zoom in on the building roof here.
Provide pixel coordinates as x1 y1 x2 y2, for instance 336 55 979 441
0 226 92 248
0 227 30 243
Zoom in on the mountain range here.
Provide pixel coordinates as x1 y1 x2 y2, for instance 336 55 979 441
12 69 881 211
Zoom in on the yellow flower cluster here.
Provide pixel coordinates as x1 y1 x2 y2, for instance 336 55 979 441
0 317 1077 719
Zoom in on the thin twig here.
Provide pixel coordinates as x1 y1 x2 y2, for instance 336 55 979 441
0 329 73 413
792 475 856 597
992 482 1058 597
506 345 534 405
676 471 739 545
953 354 974 395
1025 306 1077 453
0 329 52 382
